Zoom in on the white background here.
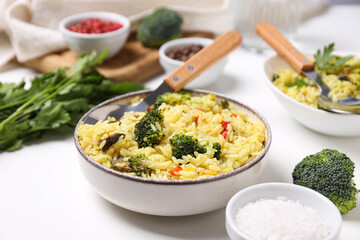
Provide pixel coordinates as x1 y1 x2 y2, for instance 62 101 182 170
0 5 359 240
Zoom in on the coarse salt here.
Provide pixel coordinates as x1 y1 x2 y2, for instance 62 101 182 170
234 196 331 240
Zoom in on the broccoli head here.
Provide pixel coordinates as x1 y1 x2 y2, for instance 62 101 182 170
219 100 229 109
128 154 151 176
170 133 206 159
155 91 191 108
137 7 183 48
213 142 222 160
292 148 359 214
170 133 221 160
134 107 165 148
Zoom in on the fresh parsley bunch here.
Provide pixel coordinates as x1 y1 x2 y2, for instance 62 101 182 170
0 51 144 152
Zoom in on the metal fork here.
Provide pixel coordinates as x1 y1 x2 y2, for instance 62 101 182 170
83 30 243 124
256 22 360 114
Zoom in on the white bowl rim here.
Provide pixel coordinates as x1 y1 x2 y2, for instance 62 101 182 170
264 52 360 118
74 89 272 185
226 182 342 240
59 11 130 39
159 37 214 66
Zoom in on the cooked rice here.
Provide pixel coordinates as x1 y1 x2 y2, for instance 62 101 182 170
77 93 266 180
273 57 360 108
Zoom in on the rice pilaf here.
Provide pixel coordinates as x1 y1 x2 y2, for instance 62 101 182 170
77 92 266 180
273 56 360 108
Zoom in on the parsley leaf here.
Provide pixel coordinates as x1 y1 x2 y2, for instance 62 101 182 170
314 43 353 73
285 77 311 88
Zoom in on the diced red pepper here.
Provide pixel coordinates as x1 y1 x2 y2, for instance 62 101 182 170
169 166 183 175
221 121 230 131
198 108 204 111
232 113 237 118
346 71 352 75
146 107 152 112
194 116 199 123
220 121 230 139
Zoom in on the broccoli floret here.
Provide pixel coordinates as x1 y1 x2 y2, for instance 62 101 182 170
128 154 151 176
170 133 206 159
137 7 183 48
170 133 221 160
154 91 191 108
134 107 165 148
213 142 221 160
292 149 359 214
272 73 279 81
219 100 229 109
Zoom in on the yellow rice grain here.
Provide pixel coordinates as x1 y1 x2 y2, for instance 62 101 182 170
274 61 360 108
99 140 106 150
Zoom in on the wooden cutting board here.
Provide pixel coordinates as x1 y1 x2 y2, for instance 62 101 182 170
20 31 215 83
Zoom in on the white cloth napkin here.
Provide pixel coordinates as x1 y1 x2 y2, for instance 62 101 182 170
0 0 234 67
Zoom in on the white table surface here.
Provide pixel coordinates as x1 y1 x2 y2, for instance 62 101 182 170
1 5 359 240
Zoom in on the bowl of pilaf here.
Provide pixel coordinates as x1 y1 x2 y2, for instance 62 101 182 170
264 51 360 137
74 89 271 216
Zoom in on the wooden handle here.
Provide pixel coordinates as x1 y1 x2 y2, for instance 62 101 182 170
164 30 242 92
256 22 314 72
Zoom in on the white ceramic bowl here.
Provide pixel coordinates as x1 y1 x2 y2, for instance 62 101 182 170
159 38 228 89
59 12 130 59
226 182 342 240
74 89 271 216
264 53 360 137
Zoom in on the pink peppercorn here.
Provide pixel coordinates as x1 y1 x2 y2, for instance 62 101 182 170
68 18 123 34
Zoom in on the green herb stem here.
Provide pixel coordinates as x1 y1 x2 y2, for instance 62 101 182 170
0 91 44 131
0 98 30 111
24 77 77 113
0 50 144 152
0 75 76 130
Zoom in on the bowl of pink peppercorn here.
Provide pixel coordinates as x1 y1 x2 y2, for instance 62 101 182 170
59 12 130 59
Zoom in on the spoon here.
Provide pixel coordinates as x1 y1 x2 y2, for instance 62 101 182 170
256 22 360 114
84 30 242 124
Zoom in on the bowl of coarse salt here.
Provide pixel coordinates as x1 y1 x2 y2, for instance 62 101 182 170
225 182 342 240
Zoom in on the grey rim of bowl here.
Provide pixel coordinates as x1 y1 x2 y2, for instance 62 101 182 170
74 89 272 185
159 38 213 66
226 182 342 240
59 12 130 39
264 55 358 116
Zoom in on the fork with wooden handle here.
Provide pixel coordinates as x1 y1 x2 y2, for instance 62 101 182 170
256 22 360 114
84 30 242 124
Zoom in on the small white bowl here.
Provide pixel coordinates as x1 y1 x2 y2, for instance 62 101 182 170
59 12 130 59
159 37 228 88
74 89 271 216
264 52 360 137
226 182 342 240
